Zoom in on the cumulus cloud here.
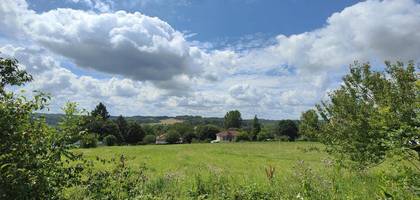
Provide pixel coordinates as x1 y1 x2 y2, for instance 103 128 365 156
1 0 420 119
0 0 202 86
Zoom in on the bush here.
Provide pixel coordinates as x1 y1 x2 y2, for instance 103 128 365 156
80 133 98 148
0 57 85 199
257 130 274 141
103 135 117 146
236 131 250 142
166 130 181 144
277 135 290 141
143 135 156 144
182 132 196 143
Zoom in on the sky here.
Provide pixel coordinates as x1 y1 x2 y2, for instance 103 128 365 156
0 0 419 119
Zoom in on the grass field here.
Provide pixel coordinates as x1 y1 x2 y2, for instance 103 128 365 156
75 142 327 183
69 142 417 199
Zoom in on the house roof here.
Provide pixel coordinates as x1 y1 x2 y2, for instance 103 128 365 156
216 129 240 137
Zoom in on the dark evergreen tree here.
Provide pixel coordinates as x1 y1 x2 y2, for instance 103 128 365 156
276 120 298 141
91 102 110 120
251 115 261 140
115 115 129 142
126 122 145 144
223 110 242 129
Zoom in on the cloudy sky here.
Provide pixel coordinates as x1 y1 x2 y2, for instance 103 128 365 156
0 0 419 119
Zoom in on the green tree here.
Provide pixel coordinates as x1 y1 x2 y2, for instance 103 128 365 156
196 124 220 140
316 61 419 169
224 110 242 129
83 117 122 142
0 57 32 94
115 115 129 141
91 102 110 120
298 109 320 141
0 57 84 199
251 115 262 140
276 120 298 141
166 130 181 144
58 102 86 144
125 122 145 144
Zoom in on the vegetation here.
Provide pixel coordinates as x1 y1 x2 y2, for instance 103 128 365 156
315 61 419 169
103 135 118 146
125 122 145 144
1 57 418 199
80 133 98 148
298 109 320 141
224 110 242 129
143 134 156 144
91 102 110 120
276 120 299 141
251 115 262 140
0 57 84 199
166 130 181 144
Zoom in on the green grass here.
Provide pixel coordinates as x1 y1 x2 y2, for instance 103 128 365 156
75 142 327 183
70 142 418 199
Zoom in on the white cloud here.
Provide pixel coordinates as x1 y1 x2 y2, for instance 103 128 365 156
1 0 420 119
0 0 203 88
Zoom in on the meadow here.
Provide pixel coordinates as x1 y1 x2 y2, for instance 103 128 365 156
75 142 326 183
67 142 404 199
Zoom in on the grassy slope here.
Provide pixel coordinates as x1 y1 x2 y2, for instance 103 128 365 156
75 142 327 183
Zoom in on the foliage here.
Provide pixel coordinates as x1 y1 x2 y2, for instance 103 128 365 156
166 130 181 144
257 128 275 141
80 133 98 148
91 102 110 120
170 122 195 143
115 115 128 141
316 61 419 169
182 132 196 143
0 57 32 94
251 115 262 141
58 102 86 144
299 109 320 141
126 122 145 144
276 120 299 141
143 135 156 144
236 131 251 142
224 110 242 129
0 57 84 199
103 135 118 146
195 124 220 140
83 117 122 142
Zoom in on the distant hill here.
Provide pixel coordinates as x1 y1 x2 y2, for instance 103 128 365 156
35 113 281 127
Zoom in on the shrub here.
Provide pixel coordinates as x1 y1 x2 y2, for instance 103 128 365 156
166 130 181 144
236 131 250 142
257 130 274 141
0 57 85 199
277 135 290 141
81 133 98 148
143 135 156 144
182 132 196 143
103 135 117 146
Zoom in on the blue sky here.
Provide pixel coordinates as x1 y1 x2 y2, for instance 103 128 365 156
28 0 361 42
1 0 419 119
